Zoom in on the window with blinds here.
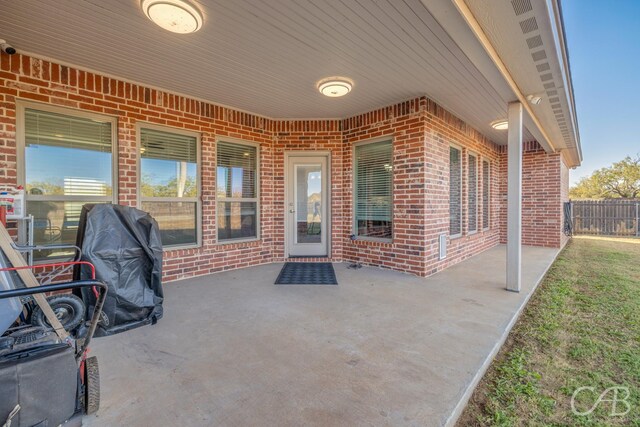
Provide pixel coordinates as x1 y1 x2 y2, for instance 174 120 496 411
482 159 490 230
216 141 259 241
22 106 116 261
450 146 462 237
139 127 200 247
354 140 393 240
468 153 478 233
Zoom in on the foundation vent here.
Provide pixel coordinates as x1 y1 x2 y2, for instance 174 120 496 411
439 234 447 260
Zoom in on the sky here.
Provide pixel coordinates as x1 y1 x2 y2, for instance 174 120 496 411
26 145 194 191
561 0 640 185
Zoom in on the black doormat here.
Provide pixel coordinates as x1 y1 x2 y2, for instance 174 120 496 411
275 262 338 285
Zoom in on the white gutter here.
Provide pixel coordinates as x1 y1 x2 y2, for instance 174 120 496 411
546 0 583 163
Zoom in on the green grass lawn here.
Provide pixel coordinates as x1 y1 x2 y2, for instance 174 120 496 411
458 236 640 426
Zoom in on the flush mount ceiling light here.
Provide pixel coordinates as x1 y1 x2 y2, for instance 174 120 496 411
317 77 353 97
141 0 203 34
490 119 509 130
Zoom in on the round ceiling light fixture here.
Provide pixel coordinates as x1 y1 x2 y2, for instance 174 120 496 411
490 119 509 130
317 77 353 97
141 0 203 34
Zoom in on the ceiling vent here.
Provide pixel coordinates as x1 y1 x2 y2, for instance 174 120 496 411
531 50 547 61
519 17 538 34
536 62 550 72
526 35 543 49
511 0 533 16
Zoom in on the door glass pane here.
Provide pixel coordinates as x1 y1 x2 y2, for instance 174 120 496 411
295 165 322 244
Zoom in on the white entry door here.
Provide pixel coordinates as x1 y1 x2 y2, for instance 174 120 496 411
286 155 329 257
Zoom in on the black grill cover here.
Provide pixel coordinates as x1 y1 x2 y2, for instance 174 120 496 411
74 204 163 336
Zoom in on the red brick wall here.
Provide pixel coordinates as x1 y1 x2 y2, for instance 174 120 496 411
270 120 343 261
0 52 567 280
0 53 276 282
342 99 429 276
421 100 502 275
497 141 567 248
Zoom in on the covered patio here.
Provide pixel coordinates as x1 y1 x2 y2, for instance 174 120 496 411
86 245 559 427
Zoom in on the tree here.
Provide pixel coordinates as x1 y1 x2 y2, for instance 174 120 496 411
141 174 197 198
570 155 640 199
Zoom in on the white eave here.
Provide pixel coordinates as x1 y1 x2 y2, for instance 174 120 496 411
428 0 582 167
0 0 580 165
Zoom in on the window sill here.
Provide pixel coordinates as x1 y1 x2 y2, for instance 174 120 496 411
163 243 201 252
216 237 260 246
450 234 462 240
352 236 393 244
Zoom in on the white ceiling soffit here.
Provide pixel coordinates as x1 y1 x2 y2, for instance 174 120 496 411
0 0 543 145
459 0 582 167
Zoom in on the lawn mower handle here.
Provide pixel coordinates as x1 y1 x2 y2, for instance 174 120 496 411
0 280 108 352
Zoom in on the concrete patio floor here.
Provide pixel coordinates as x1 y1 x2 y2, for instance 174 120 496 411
84 244 560 427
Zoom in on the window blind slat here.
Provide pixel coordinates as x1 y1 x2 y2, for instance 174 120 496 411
216 142 258 241
25 108 112 152
482 160 490 229
217 142 257 200
449 146 462 236
355 140 393 228
468 154 477 232
140 128 197 162
217 142 257 170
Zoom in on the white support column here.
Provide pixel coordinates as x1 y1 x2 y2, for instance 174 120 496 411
507 101 523 292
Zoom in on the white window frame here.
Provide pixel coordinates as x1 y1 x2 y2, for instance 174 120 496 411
449 144 463 239
215 137 261 244
481 157 491 231
136 122 202 250
16 101 119 203
16 101 118 264
467 151 479 235
352 136 394 243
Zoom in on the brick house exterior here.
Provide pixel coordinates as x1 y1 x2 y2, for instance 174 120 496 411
0 53 570 281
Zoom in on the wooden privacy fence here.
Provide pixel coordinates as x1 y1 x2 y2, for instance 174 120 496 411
571 199 640 236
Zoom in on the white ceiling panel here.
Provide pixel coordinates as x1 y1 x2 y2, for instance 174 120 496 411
0 0 546 144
